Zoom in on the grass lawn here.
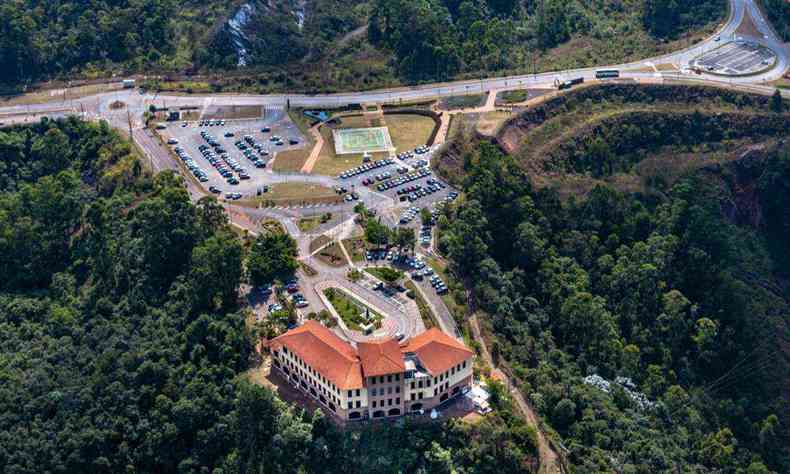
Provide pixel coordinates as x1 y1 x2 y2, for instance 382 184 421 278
342 237 367 262
439 94 487 110
323 287 383 331
260 219 286 235
272 108 317 173
257 183 341 207
309 235 331 254
272 148 312 172
497 90 529 104
0 82 122 106
405 281 438 329
297 216 321 232
316 242 348 267
385 113 437 152
299 261 318 277
383 99 436 110
772 78 790 90
365 266 404 283
203 105 262 120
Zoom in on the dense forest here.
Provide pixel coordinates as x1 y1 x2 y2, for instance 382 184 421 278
0 0 726 89
435 140 790 472
368 0 723 81
761 0 790 41
0 117 538 473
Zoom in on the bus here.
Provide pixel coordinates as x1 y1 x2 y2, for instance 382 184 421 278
595 69 620 79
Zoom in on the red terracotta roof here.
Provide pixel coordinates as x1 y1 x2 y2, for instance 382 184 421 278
358 339 406 378
271 323 474 388
400 328 474 375
270 320 363 389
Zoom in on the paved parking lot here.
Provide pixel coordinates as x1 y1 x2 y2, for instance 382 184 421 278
337 146 454 217
160 111 306 198
693 41 776 75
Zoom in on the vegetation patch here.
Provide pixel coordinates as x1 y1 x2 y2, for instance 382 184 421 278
323 287 383 331
405 281 438 329
437 83 790 198
365 266 404 285
297 216 321 232
497 90 530 104
299 261 318 277
316 241 348 267
437 139 790 473
439 94 487 111
385 113 438 152
257 183 341 207
309 235 331 254
342 236 367 262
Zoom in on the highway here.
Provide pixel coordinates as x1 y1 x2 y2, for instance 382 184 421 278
0 1 785 124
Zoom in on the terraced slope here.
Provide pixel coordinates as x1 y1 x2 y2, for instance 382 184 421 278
436 83 789 198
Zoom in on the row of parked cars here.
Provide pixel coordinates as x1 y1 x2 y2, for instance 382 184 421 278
338 159 394 180
399 207 421 225
411 265 434 280
376 167 432 192
419 225 432 247
198 119 226 127
366 248 398 261
395 145 430 161
173 146 209 182
428 275 448 294
234 135 268 168
263 278 309 313
199 132 249 184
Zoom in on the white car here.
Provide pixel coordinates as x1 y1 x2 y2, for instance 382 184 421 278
167 138 178 145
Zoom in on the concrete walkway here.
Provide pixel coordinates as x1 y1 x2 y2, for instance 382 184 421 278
299 123 325 173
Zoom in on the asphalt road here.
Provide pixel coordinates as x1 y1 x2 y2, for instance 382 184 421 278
1 2 785 127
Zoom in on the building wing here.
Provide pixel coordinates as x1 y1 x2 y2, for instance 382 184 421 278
400 328 474 376
271 320 363 389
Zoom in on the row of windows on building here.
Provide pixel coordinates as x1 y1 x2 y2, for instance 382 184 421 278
369 373 401 384
278 349 340 395
371 385 400 397
370 397 400 409
346 388 362 398
278 351 341 405
343 395 403 410
281 366 339 413
410 360 467 390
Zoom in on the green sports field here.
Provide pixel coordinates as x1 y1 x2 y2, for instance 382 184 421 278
333 127 394 155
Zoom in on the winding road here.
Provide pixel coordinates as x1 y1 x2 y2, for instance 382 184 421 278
0 3 786 472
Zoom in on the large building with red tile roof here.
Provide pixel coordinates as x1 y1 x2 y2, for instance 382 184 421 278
270 322 474 420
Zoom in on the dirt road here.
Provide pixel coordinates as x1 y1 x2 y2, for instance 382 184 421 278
469 314 561 474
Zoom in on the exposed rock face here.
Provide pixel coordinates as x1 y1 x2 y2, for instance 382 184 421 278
227 3 256 67
219 0 306 68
